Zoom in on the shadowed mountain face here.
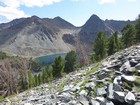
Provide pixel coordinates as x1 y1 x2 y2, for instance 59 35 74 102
79 14 113 44
0 15 135 57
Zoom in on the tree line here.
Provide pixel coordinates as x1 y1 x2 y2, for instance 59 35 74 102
18 50 77 90
91 14 140 62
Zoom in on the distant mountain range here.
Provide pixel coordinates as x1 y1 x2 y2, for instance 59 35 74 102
0 14 135 58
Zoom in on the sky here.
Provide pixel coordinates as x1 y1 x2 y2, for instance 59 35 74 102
0 0 140 26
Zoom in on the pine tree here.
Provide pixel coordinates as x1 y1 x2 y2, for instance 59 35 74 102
107 32 119 55
19 70 26 90
52 56 64 77
122 24 136 47
34 75 38 86
92 32 107 62
42 69 48 83
27 70 34 88
38 74 42 85
114 32 120 50
108 35 116 55
45 65 53 81
136 14 140 42
64 51 77 73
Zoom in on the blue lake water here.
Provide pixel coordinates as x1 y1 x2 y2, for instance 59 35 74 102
35 53 66 66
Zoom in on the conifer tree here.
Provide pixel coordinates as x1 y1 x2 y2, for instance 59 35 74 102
122 24 136 47
64 51 77 73
19 70 26 90
52 56 64 77
107 32 119 55
92 32 107 62
136 14 140 42
42 69 48 83
27 70 34 88
38 74 42 85
34 75 39 86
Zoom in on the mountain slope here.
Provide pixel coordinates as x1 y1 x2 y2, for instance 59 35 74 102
0 15 135 58
2 45 140 105
104 19 135 32
79 14 114 44
0 16 78 57
78 14 135 58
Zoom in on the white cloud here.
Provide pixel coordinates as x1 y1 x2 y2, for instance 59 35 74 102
98 0 115 4
0 0 62 23
20 0 62 7
0 6 28 20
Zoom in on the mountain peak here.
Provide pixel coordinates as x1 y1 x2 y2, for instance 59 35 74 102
30 15 40 19
53 16 76 29
90 14 100 19
54 16 62 20
85 14 102 25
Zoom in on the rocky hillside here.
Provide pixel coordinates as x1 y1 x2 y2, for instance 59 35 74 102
2 44 140 105
0 16 78 57
0 15 134 57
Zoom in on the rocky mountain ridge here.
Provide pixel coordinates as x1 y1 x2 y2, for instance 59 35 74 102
2 44 140 105
0 15 135 57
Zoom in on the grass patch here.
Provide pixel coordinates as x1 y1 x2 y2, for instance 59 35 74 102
135 88 140 93
135 77 140 86
0 97 5 102
73 79 81 86
58 78 70 92
123 82 132 89
96 83 106 88
86 67 99 76
48 84 55 90
80 77 89 87
133 69 138 76
0 93 17 102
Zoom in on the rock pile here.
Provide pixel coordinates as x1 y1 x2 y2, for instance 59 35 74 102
2 45 140 105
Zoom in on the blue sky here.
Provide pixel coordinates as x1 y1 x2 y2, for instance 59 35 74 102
0 0 140 26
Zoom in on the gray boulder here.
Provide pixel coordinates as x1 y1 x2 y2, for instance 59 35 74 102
78 95 89 105
106 101 114 105
113 76 122 84
57 93 72 103
85 82 96 89
135 102 140 105
107 83 114 99
121 75 136 83
107 83 123 100
96 96 106 105
135 63 140 70
97 87 107 96
113 91 125 103
97 71 110 80
120 61 135 73
130 59 138 67
125 92 136 104
89 99 100 105
113 84 123 91
79 90 87 96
